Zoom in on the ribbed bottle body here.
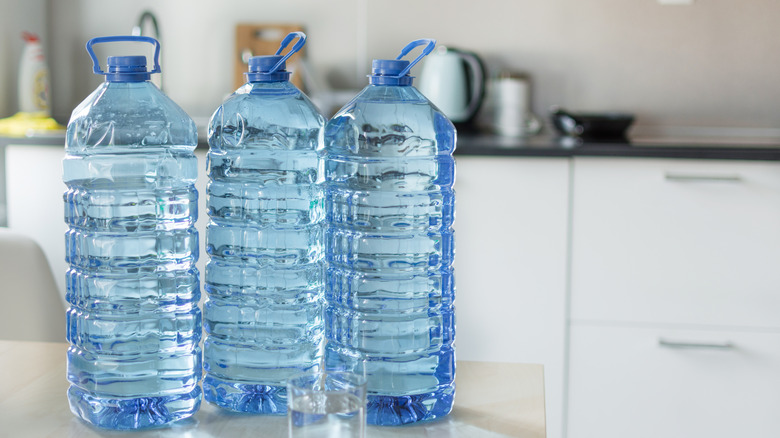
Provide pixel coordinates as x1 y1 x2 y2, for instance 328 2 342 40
323 84 456 425
63 81 201 430
203 81 326 414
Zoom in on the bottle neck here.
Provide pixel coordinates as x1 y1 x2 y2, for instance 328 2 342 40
102 79 154 87
105 75 152 83
247 79 292 85
369 76 413 86
237 80 298 96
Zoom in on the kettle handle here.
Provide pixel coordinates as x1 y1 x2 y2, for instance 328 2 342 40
454 50 486 121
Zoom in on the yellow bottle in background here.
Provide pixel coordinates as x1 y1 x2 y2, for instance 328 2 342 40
18 31 51 116
0 32 64 137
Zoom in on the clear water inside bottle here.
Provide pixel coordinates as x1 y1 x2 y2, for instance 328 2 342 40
203 80 326 414
323 84 456 425
64 80 201 430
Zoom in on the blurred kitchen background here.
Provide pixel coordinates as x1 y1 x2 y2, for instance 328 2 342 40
2 0 780 136
2 1 780 438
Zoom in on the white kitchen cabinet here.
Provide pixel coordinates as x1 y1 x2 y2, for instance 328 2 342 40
570 157 780 329
567 323 780 438
5 145 210 303
6 145 68 304
566 157 780 438
454 156 570 438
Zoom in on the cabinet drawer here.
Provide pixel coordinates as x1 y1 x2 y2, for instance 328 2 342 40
567 323 780 438
570 157 780 328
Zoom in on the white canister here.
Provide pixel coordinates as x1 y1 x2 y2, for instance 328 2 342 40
482 72 541 137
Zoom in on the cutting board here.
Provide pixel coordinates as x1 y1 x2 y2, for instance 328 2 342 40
234 23 305 90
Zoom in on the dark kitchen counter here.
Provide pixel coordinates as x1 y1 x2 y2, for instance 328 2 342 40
5 132 780 161
457 133 780 161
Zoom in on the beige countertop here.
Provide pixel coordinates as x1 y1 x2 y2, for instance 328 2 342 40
0 340 545 437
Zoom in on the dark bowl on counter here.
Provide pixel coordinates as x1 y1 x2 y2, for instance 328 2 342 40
551 107 634 140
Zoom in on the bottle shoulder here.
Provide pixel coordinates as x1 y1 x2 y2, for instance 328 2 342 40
348 84 428 103
208 86 325 152
325 85 456 156
66 82 197 152
217 87 323 120
74 82 191 114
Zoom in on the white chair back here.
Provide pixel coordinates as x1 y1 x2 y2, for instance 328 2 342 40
0 228 65 342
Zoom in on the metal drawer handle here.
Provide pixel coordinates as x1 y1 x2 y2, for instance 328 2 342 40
664 172 742 182
658 338 735 350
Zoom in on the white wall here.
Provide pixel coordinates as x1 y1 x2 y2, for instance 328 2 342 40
46 0 780 135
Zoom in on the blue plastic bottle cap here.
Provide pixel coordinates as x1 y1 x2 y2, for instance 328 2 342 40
246 55 291 82
108 55 146 69
249 55 284 72
370 59 413 86
106 55 151 82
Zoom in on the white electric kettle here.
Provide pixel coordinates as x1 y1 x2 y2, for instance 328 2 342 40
418 46 486 125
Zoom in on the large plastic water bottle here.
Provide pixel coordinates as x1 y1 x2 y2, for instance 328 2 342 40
63 36 201 429
323 39 456 425
203 32 326 414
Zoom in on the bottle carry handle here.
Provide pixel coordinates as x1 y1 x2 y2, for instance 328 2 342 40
268 31 306 73
395 38 436 77
86 36 161 75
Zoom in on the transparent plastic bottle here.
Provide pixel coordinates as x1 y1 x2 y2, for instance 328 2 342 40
203 32 326 414
323 39 457 425
63 36 201 430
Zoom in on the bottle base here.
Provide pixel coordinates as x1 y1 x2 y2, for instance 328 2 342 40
67 386 201 430
367 385 455 426
203 375 287 414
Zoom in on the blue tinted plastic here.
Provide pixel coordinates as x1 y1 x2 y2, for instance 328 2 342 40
394 38 436 77
272 31 306 71
64 39 200 430
203 31 326 414
324 39 456 426
246 31 306 83
86 36 161 82
369 39 436 86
